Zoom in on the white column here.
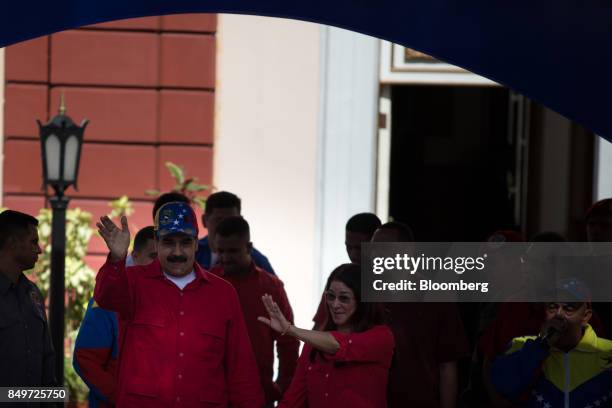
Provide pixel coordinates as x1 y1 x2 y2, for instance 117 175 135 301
594 136 612 201
214 15 320 327
376 85 392 222
314 27 380 293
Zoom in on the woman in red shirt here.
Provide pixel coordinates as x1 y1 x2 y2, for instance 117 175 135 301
258 263 394 408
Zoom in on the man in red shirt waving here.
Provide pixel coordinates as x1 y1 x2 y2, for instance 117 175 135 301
94 202 264 407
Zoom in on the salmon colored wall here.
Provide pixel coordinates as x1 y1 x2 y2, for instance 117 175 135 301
3 14 216 262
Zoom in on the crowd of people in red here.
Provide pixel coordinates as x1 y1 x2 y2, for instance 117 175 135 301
2 191 612 407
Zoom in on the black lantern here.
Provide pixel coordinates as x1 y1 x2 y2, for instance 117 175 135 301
37 94 88 384
38 94 88 196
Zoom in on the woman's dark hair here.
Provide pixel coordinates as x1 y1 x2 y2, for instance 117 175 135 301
310 263 385 361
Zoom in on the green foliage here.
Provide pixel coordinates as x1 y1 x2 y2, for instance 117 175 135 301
108 195 134 219
146 161 210 210
167 162 185 185
28 207 95 402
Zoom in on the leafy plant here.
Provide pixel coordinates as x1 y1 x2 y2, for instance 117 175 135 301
108 195 134 219
28 207 95 402
146 161 210 210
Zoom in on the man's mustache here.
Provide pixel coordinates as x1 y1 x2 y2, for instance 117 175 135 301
167 255 188 263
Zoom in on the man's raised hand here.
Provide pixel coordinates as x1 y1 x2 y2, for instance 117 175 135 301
96 215 131 262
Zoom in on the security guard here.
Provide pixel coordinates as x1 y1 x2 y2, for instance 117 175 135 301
0 210 56 387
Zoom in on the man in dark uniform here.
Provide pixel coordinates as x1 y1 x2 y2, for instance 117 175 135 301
0 210 56 387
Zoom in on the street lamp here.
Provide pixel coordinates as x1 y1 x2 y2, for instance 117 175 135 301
37 94 88 384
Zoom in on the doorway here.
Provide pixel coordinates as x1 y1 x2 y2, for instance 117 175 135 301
387 85 518 242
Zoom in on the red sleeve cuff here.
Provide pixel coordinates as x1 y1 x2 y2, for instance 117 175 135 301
105 254 126 267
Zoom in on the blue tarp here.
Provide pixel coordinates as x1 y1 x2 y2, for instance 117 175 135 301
2 1 610 140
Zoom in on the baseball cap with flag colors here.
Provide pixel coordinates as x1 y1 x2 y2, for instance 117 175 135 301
154 202 198 238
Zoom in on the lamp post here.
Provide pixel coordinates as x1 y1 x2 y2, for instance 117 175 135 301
37 94 88 384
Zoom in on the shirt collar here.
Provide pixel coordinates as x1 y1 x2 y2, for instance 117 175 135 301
143 258 210 283
194 261 210 282
0 271 26 295
574 324 599 353
163 269 196 284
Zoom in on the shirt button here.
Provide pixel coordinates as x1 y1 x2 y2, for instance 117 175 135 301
348 339 352 344
178 374 183 379
176 397 180 402
180 293 184 297
179 311 184 316
180 332 184 336
325 393 329 397
179 352 184 357
325 373 329 378
308 366 312 371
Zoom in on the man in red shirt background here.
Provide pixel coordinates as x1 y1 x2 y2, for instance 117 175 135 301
211 216 299 405
372 222 470 408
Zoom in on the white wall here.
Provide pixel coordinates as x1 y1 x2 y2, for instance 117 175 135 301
214 15 320 328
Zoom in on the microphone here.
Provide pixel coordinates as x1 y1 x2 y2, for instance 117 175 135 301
541 326 558 342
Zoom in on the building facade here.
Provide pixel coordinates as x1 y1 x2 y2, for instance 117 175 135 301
2 13 611 326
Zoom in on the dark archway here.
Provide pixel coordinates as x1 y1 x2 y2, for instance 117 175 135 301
1 1 611 140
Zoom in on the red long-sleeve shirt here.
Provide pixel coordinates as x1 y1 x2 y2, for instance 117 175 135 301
211 264 299 404
279 325 394 408
94 257 264 408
